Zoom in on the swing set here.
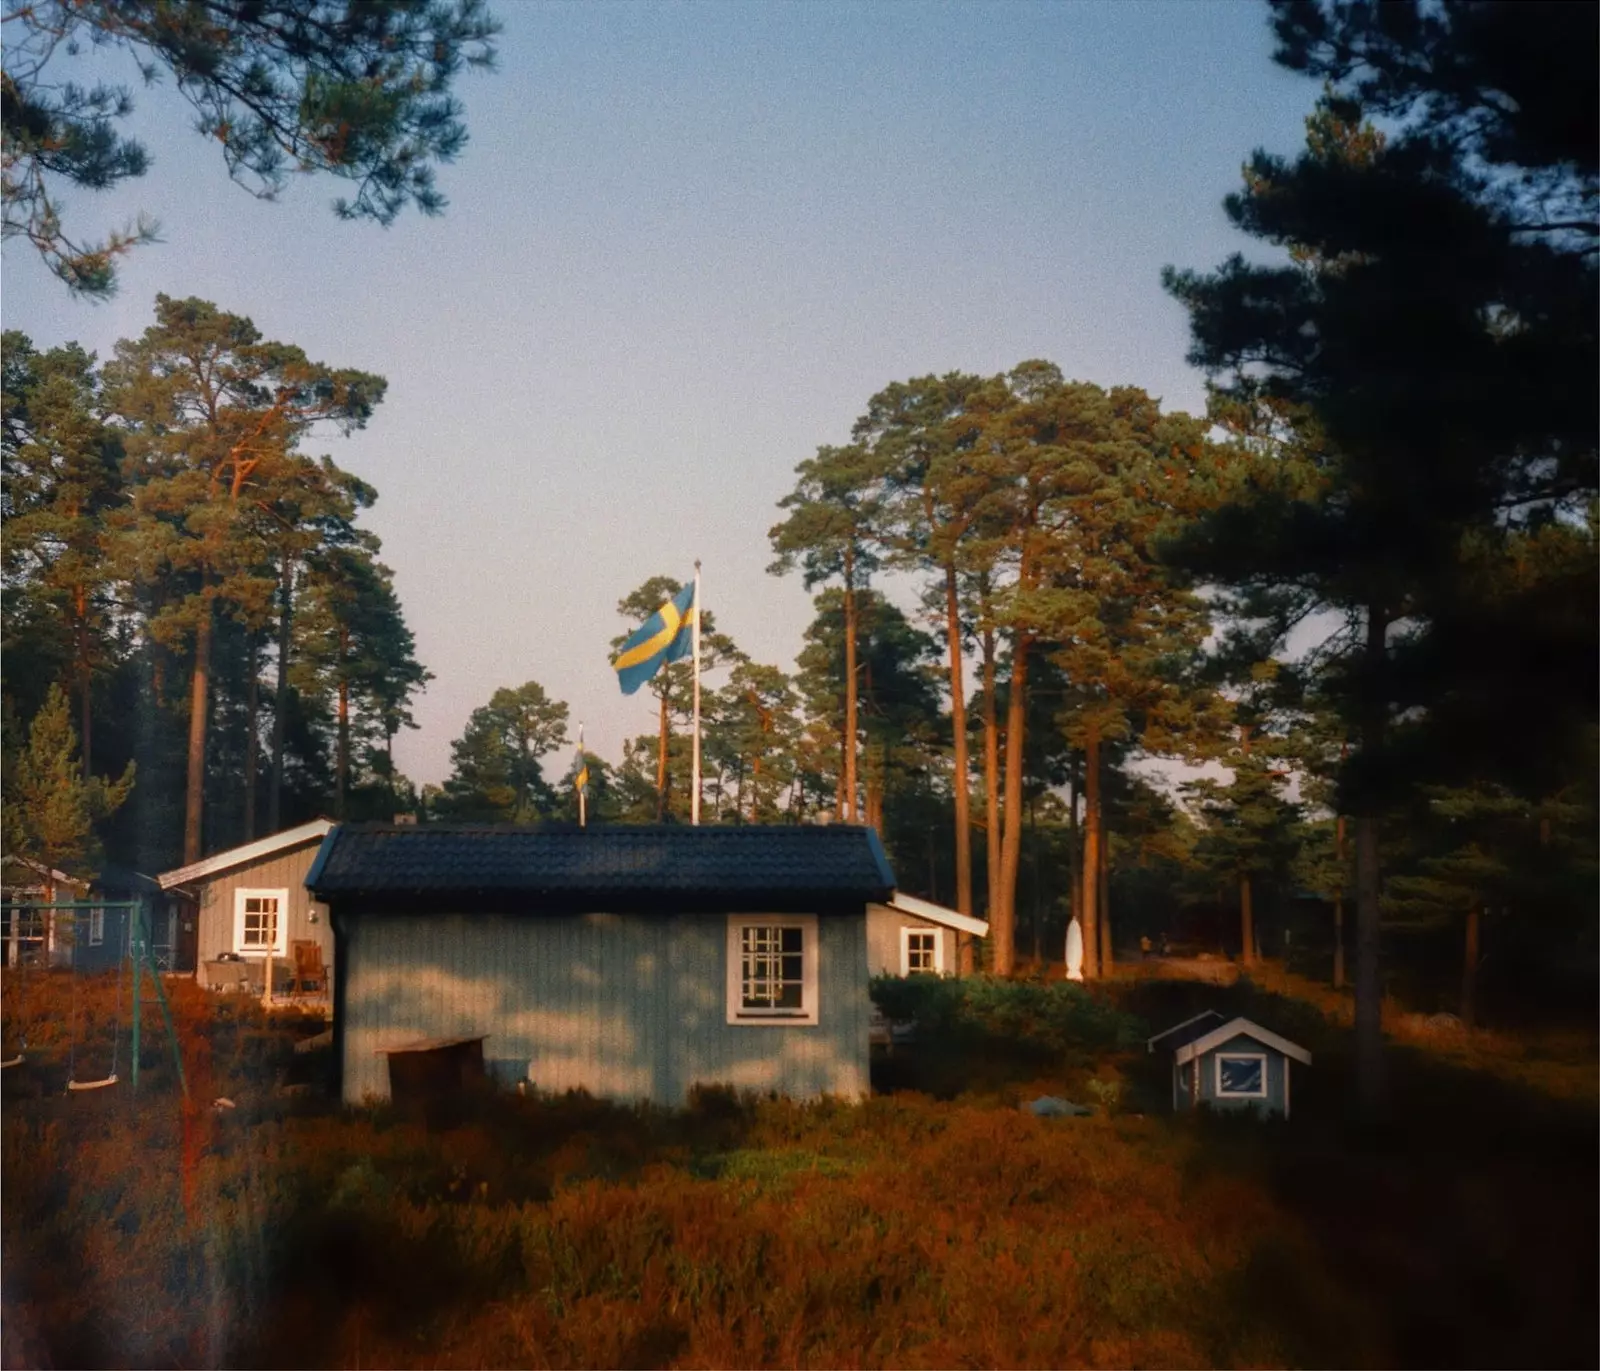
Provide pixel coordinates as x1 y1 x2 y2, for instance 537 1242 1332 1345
1 899 188 1097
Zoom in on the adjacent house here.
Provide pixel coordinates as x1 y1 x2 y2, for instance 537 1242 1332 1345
157 819 334 994
1 861 88 968
866 890 988 976
1155 1014 1312 1119
304 823 898 1107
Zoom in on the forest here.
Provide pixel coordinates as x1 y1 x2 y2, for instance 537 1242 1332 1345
4 2 1596 1066
2 1 1596 1367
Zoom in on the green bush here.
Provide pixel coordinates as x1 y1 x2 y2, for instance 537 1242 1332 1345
870 973 1146 1053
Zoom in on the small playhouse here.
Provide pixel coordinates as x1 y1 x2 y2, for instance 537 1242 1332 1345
1148 1011 1311 1119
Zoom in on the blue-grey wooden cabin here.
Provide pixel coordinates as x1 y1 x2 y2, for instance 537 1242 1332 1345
1156 1014 1311 1119
305 823 896 1107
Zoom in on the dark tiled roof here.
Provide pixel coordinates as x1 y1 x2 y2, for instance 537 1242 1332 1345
306 823 897 913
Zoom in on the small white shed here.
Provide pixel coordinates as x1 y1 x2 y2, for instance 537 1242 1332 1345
866 890 989 976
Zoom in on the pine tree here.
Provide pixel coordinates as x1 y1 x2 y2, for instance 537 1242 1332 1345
1 684 133 889
103 295 385 861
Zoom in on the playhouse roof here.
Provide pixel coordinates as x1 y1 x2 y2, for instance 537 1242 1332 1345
305 822 897 913
1146 1009 1227 1054
1173 1016 1313 1067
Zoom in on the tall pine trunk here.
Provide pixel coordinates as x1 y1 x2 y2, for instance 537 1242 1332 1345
184 596 213 864
74 588 92 779
656 693 670 820
981 625 1001 934
244 631 259 840
843 554 858 822
994 631 1030 976
269 555 294 834
336 625 350 820
1354 603 1389 1112
1080 726 1102 979
944 565 974 970
1333 814 1347 988
1240 873 1256 966
834 719 847 821
1461 903 1480 1028
1099 826 1113 973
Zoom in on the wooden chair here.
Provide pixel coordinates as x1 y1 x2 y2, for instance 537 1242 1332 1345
290 940 328 996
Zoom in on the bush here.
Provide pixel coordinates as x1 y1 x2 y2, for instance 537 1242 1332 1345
871 973 1146 1053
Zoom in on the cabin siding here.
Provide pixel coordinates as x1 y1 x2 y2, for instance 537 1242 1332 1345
1183 1031 1289 1116
188 843 331 969
866 906 954 976
340 909 870 1106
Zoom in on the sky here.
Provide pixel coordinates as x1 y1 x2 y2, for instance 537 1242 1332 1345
2 0 1319 787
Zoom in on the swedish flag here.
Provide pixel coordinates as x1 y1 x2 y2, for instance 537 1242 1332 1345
612 580 697 695
570 748 590 796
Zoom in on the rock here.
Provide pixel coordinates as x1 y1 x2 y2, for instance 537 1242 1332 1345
1024 1096 1093 1117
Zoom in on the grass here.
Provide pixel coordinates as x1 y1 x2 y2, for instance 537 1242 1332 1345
2 964 1595 1368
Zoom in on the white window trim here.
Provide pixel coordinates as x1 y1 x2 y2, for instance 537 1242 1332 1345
233 888 289 957
87 908 104 947
1214 1051 1269 1099
726 913 818 1026
899 924 944 976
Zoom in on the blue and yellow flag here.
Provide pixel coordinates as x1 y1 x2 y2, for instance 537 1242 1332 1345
570 747 590 796
612 580 697 695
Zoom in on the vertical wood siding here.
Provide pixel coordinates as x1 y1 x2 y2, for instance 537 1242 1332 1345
341 910 871 1106
1181 1032 1289 1116
865 906 955 976
190 843 331 970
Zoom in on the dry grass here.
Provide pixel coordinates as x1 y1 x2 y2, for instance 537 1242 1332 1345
2 966 1595 1369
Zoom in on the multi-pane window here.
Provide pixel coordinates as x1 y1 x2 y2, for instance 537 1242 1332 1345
901 928 939 975
726 915 817 1024
1215 1053 1267 1097
87 908 104 947
234 890 287 955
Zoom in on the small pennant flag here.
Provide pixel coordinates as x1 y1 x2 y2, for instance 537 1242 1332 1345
611 580 696 695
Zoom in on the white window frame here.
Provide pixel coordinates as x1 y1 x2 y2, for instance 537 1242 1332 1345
234 888 288 957
726 914 818 1026
1214 1051 1269 1099
899 925 944 976
87 908 104 947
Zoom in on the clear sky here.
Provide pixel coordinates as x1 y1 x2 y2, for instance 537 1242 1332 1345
2 0 1317 786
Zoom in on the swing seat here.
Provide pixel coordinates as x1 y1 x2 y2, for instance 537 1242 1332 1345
1 1053 22 1070
67 1073 118 1092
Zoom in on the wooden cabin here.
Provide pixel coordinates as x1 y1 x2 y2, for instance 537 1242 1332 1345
305 823 899 1107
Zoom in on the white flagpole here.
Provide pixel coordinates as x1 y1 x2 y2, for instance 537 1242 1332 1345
577 722 587 829
692 561 702 826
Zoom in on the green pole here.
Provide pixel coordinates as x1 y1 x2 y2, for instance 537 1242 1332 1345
137 902 189 1101
130 903 142 1092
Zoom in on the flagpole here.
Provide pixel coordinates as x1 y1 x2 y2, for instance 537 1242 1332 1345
578 723 587 829
692 560 702 826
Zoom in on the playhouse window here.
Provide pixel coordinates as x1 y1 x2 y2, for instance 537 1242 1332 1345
234 889 288 956
87 908 104 946
727 914 817 1025
900 927 942 975
1215 1052 1268 1098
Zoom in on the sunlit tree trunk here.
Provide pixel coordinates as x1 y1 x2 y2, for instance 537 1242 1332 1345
184 595 213 864
981 625 1001 927
269 555 294 834
656 694 670 821
1354 603 1389 1113
1240 872 1256 966
944 565 974 963
244 631 259 840
1099 826 1113 973
1080 725 1102 980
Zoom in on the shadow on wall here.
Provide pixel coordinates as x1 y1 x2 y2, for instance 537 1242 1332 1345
343 912 870 1106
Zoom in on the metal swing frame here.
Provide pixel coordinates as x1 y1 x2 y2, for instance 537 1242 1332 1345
0 899 188 1097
